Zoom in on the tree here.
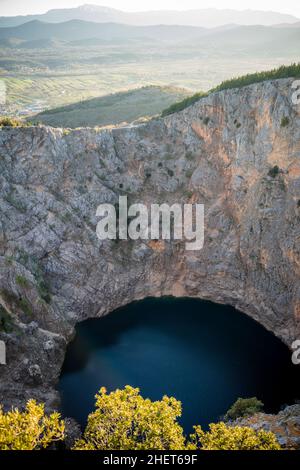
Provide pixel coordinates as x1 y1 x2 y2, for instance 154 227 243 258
0 400 65 450
73 386 186 450
224 397 264 421
188 422 281 450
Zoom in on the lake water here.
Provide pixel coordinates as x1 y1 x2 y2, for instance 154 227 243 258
59 297 299 433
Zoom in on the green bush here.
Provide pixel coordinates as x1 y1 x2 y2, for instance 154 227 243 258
16 275 29 288
268 165 280 178
19 298 32 316
37 280 51 304
162 92 208 117
281 116 290 127
0 305 13 333
224 397 264 421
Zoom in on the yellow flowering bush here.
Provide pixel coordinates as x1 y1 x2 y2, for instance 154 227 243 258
0 400 65 450
188 422 281 450
0 389 281 451
73 385 186 450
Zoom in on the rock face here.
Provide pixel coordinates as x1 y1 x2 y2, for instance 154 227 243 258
232 404 300 449
0 78 299 419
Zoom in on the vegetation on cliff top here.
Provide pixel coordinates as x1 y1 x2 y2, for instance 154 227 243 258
0 387 279 450
162 62 300 116
224 397 264 421
0 117 32 127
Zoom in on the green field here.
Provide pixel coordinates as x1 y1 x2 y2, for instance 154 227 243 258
33 86 191 128
1 35 299 119
0 20 299 124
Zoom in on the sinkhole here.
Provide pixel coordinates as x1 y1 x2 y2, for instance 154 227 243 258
59 297 299 432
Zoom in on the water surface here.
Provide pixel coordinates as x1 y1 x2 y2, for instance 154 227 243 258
59 297 299 432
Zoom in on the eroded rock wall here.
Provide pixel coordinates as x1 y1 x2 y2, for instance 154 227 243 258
0 78 299 411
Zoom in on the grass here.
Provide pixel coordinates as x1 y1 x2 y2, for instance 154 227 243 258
19 298 32 316
162 63 300 116
5 192 27 212
0 288 32 317
37 280 51 304
16 275 29 288
32 86 190 128
0 305 13 333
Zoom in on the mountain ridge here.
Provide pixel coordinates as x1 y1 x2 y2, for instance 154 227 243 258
0 20 299 54
0 5 298 28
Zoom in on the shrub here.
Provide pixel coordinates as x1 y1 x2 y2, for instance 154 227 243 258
73 386 186 450
19 298 32 316
185 191 194 199
268 165 280 178
224 397 264 421
0 305 13 333
281 116 290 127
0 117 27 127
185 152 194 160
0 400 65 450
15 275 29 288
37 280 51 304
162 92 208 117
188 422 280 450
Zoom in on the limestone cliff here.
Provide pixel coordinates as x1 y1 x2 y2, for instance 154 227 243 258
232 404 300 449
0 78 299 415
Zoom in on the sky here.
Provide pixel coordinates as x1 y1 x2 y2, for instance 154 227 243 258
1 0 300 18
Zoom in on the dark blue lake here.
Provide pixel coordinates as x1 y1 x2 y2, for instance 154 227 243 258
58 297 299 433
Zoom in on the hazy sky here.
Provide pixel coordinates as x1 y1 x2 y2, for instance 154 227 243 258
1 0 300 18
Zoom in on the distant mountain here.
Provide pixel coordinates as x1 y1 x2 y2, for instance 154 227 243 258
1 20 299 58
31 86 191 128
274 21 300 28
0 4 298 29
0 20 206 43
182 25 300 56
